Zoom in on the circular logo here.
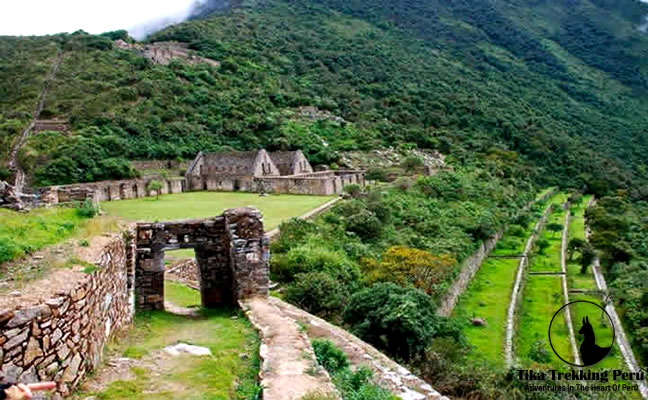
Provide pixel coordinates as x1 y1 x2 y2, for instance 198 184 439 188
548 300 615 367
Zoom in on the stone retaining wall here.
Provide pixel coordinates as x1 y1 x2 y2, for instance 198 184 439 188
0 233 135 399
437 233 502 316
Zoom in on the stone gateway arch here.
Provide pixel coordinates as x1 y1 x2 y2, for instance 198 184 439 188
134 208 270 310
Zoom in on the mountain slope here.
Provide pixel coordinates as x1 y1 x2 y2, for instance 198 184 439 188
0 0 647 195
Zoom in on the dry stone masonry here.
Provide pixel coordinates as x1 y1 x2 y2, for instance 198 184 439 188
0 233 135 399
135 208 269 310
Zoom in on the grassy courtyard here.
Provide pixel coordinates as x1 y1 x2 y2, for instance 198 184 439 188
102 192 335 229
75 281 261 400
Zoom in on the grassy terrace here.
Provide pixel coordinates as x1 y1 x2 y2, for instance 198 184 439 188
75 281 260 399
566 196 634 393
453 191 557 365
516 192 571 368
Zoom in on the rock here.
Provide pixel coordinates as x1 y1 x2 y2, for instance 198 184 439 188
164 343 212 357
63 353 82 382
1 363 23 382
24 337 44 365
4 328 29 350
239 353 249 360
7 306 45 328
9 291 22 297
471 318 488 327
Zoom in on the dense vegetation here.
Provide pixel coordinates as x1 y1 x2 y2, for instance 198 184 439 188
0 0 647 193
587 197 648 365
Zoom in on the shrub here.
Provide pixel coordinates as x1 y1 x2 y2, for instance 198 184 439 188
393 177 413 192
344 184 362 198
271 218 318 253
147 180 163 199
270 244 360 283
284 272 349 316
401 156 423 172
345 211 382 240
364 246 456 297
365 168 387 182
343 283 460 359
528 340 551 363
312 339 349 374
536 238 550 255
76 198 99 218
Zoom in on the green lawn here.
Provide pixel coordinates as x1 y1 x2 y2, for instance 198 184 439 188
517 275 572 368
453 192 562 365
454 257 520 364
566 195 598 291
102 192 335 229
75 281 261 400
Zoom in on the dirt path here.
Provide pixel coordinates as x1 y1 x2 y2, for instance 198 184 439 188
241 297 339 400
271 297 448 400
586 198 648 399
7 51 63 193
560 210 581 365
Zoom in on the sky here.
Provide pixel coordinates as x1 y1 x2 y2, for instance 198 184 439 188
0 0 204 39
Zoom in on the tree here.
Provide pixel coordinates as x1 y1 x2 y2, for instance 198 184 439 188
365 168 387 182
147 180 163 199
536 239 550 255
364 246 456 297
343 283 461 359
284 272 349 317
567 237 586 261
580 244 596 274
343 183 362 198
401 156 423 172
546 222 563 238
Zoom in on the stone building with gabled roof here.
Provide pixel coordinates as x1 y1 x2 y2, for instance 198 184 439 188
185 149 363 195
268 150 313 176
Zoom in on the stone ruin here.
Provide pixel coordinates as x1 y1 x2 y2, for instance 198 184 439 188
135 207 269 310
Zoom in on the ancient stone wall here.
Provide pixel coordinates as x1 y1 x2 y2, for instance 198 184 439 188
135 208 269 311
36 177 186 206
0 232 135 399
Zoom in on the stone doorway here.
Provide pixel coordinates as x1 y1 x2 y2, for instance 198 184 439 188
134 208 269 310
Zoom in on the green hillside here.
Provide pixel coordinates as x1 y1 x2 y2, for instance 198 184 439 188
0 0 647 194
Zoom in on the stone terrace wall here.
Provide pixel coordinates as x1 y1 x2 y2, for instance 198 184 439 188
0 233 135 399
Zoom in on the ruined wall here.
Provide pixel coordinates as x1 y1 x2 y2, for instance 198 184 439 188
135 208 269 311
37 178 186 206
0 233 135 399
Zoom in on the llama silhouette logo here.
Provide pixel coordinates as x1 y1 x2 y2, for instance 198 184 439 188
549 300 615 367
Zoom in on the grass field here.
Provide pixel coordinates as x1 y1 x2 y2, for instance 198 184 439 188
516 193 571 367
75 281 261 400
102 192 335 229
0 207 86 264
453 192 559 365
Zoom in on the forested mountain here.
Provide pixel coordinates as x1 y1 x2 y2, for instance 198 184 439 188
1 0 647 195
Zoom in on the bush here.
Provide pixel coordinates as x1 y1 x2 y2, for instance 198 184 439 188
312 339 349 374
393 177 413 192
346 211 382 240
401 156 423 172
76 198 99 218
365 168 387 182
284 272 349 316
528 340 551 363
343 283 460 359
272 218 318 253
270 244 360 283
344 184 362 198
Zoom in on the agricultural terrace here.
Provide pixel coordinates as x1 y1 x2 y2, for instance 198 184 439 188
516 192 571 368
452 191 558 365
566 196 635 395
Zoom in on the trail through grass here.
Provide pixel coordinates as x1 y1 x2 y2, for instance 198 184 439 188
76 281 260 400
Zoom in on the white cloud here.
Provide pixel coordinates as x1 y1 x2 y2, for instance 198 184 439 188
0 0 205 39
